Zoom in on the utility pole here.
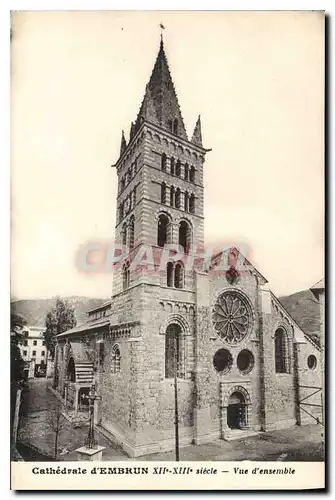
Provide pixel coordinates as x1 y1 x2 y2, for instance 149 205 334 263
174 335 180 461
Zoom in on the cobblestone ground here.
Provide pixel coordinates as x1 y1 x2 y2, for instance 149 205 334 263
17 379 324 462
140 425 324 461
17 379 126 461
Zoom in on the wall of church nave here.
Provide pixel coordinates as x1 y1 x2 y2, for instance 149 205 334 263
296 342 323 425
261 309 296 430
99 338 135 436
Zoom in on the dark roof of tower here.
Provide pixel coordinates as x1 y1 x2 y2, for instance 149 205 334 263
134 38 188 140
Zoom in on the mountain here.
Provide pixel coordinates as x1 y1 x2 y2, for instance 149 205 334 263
279 289 321 344
10 296 108 328
11 289 321 342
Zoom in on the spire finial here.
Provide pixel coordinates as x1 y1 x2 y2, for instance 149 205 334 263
159 23 165 46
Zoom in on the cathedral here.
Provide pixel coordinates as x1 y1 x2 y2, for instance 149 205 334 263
53 38 323 457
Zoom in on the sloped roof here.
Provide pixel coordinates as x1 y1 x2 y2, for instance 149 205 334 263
56 318 110 338
210 247 268 285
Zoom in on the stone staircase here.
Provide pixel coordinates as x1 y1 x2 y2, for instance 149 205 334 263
223 429 260 441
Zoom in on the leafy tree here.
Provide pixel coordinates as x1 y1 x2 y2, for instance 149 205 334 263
44 298 77 360
10 312 26 382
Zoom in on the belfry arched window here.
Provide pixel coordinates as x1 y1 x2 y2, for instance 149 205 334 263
165 323 184 379
166 262 185 289
167 262 174 287
189 194 195 214
111 344 121 373
157 214 171 247
119 203 124 221
184 163 189 181
161 153 167 171
122 223 127 246
128 216 135 249
274 327 289 373
132 186 137 208
179 220 192 253
176 160 181 177
190 166 195 183
161 182 167 204
170 158 175 176
174 262 184 289
122 263 130 290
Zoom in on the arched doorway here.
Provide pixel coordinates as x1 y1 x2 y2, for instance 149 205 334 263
227 391 247 429
67 357 76 382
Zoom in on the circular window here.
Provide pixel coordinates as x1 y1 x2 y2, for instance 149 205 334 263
307 355 317 370
237 350 254 374
213 349 233 374
212 291 253 345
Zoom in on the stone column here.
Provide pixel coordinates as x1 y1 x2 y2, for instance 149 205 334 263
180 191 185 212
220 406 229 438
74 386 80 416
172 221 179 246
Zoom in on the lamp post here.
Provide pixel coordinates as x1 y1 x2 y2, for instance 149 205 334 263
81 384 102 449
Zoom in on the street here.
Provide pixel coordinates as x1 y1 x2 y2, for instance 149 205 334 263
16 379 324 462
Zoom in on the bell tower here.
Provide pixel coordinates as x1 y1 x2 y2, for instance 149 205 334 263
100 38 209 457
112 38 208 294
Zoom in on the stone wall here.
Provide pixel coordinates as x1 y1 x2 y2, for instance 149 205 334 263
296 340 322 425
260 296 297 430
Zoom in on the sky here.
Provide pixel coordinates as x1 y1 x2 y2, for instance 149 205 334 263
11 11 324 300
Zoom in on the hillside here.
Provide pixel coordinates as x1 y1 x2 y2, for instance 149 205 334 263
11 289 321 340
11 296 107 328
279 289 321 343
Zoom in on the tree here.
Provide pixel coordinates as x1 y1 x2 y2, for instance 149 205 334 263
46 405 66 460
44 298 77 360
10 312 26 382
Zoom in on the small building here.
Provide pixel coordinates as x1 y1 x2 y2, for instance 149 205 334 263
20 326 49 379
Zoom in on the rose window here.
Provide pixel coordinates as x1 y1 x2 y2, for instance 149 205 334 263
212 291 252 344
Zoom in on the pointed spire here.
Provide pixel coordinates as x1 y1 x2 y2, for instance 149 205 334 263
120 130 127 156
191 115 203 147
133 38 188 140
